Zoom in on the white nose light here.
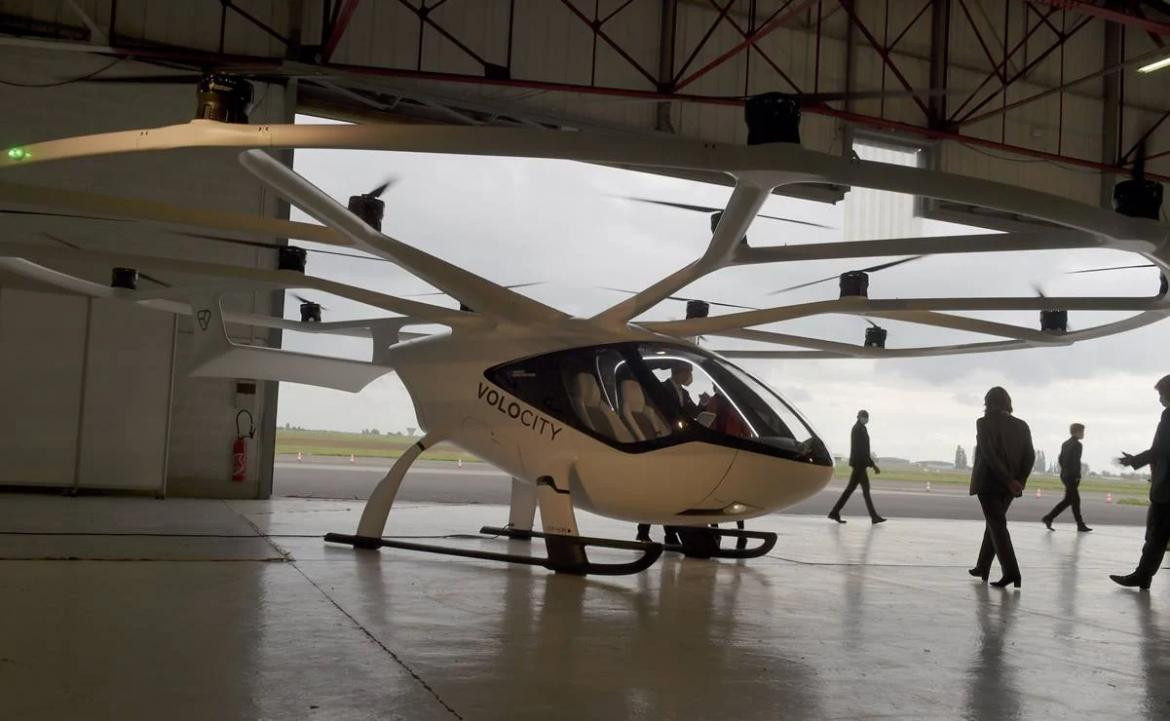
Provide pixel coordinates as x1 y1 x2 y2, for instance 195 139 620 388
723 502 748 515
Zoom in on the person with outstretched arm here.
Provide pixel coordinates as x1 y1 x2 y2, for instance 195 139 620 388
1112 375 1170 590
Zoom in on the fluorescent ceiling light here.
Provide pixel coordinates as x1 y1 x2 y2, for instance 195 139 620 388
1138 55 1170 74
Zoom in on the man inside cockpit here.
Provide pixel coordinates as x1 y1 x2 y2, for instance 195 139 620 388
662 362 700 418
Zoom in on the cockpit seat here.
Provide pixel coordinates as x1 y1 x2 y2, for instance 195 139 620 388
572 373 635 443
619 379 670 441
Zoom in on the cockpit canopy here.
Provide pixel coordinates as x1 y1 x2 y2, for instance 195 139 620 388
487 342 831 464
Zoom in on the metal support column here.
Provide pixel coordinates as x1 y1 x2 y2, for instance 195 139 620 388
656 0 677 133
1100 19 1123 208
928 0 951 131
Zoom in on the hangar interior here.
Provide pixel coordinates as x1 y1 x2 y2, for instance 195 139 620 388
0 1 1167 719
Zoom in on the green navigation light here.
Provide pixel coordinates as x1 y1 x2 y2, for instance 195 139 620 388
7 147 29 160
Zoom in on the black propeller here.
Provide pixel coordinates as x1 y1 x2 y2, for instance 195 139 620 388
768 255 925 295
175 231 391 263
618 196 833 230
38 232 170 288
1066 263 1157 274
600 287 758 311
291 293 326 323
402 281 545 298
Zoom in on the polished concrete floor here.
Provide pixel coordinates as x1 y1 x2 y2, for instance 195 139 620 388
1 494 1167 720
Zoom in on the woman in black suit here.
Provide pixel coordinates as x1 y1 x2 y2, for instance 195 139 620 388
968 387 1035 588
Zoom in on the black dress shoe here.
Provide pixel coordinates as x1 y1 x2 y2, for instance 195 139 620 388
871 516 887 524
1041 516 1054 531
1110 573 1150 590
968 568 989 583
990 575 1021 589
827 512 846 524
1077 525 1093 533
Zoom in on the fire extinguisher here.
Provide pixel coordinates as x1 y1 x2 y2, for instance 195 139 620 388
233 409 255 482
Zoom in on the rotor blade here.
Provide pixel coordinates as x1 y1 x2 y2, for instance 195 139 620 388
619 196 832 229
600 286 757 310
39 232 171 288
176 231 391 263
367 178 397 198
767 273 841 295
0 207 129 223
403 281 544 297
1032 284 1046 298
82 74 202 84
1067 263 1157 274
860 255 924 273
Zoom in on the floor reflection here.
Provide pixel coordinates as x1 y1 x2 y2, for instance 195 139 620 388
487 553 825 720
964 586 1020 721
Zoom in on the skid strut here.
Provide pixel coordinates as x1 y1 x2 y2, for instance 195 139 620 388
663 526 777 560
324 529 662 576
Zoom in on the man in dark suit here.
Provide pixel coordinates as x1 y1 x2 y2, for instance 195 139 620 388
1112 375 1170 589
828 410 886 524
1042 423 1092 532
662 363 699 417
969 386 1034 588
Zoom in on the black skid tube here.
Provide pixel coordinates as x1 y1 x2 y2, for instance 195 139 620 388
324 529 663 576
664 527 777 559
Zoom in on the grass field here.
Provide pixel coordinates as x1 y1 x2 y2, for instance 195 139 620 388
277 429 1152 498
276 430 470 462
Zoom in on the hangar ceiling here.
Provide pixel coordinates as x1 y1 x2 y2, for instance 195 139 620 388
0 0 1167 209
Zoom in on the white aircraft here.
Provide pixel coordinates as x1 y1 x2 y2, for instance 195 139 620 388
0 113 1166 575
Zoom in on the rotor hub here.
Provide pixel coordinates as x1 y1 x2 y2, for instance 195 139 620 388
839 271 870 298
864 325 887 348
1040 309 1068 334
277 246 307 273
299 301 322 323
347 194 385 231
195 74 254 124
1112 179 1163 220
110 267 138 290
745 92 802 146
686 300 710 319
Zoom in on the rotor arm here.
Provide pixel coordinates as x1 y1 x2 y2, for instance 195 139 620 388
237 149 566 326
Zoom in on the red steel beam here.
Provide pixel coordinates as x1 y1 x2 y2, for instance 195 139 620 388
675 0 818 90
709 0 805 94
1033 1 1170 36
672 0 738 88
836 0 929 116
321 0 361 62
558 0 658 87
955 15 1094 126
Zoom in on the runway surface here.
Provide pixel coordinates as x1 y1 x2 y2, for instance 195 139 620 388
274 458 1149 526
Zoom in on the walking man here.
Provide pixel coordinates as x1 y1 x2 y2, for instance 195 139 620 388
1042 423 1092 532
828 410 886 524
1111 375 1170 589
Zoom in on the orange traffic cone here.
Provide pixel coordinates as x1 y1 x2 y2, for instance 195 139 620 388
1035 487 1042 498
349 453 355 464
458 458 464 469
925 481 931 492
296 451 303 462
1106 492 1113 504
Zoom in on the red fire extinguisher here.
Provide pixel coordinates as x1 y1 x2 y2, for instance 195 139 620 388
233 410 255 482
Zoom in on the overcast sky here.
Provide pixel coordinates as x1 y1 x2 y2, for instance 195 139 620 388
275 116 1168 475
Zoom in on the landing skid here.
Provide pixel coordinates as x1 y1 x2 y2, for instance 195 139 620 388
663 526 777 560
324 528 663 576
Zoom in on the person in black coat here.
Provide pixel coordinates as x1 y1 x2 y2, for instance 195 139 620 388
1042 423 1092 532
661 363 699 418
1111 374 1170 589
968 387 1034 589
828 410 886 524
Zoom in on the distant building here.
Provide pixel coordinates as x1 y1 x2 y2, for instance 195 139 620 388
916 461 955 472
1033 450 1047 474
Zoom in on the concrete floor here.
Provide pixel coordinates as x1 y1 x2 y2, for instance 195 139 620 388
1 494 1167 720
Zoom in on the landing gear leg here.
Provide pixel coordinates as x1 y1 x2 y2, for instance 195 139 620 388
534 476 586 573
347 433 434 547
505 477 538 535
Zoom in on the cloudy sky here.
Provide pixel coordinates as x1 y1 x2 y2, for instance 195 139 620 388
276 116 1168 474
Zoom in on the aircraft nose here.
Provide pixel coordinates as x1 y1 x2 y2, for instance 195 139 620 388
710 451 834 515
